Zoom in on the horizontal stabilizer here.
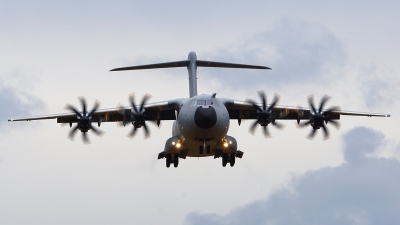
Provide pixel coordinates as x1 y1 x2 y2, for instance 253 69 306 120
196 60 270 69
110 60 189 71
110 60 270 71
110 52 271 97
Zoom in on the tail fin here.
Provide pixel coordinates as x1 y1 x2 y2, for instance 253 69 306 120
110 52 271 97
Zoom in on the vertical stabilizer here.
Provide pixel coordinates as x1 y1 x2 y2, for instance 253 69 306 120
187 52 198 97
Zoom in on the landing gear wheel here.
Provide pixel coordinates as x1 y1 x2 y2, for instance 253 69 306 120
199 145 204 154
166 155 172 168
173 155 179 168
222 154 228 167
230 153 236 167
206 145 211 154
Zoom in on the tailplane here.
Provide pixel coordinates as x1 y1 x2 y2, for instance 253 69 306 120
110 52 271 97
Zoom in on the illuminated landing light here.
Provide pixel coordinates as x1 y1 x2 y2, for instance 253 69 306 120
223 142 229 148
176 143 181 148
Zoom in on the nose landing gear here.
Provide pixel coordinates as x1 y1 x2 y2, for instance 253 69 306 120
222 154 228 167
165 154 179 168
222 153 236 167
230 154 235 167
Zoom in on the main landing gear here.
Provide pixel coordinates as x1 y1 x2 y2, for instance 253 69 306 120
166 154 179 168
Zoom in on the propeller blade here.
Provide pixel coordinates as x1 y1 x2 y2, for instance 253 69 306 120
249 120 259 135
66 105 83 118
79 97 87 117
82 131 90 144
307 128 317 139
298 120 311 127
68 124 80 140
267 93 280 112
87 100 100 117
128 127 138 138
139 94 151 112
143 123 150 139
262 125 270 137
246 99 263 112
308 95 317 114
322 124 329 140
272 121 285 130
258 91 267 111
326 119 341 129
129 94 138 113
318 95 330 114
323 106 340 115
89 124 104 136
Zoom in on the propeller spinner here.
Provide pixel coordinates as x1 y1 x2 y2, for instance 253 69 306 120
298 95 340 140
247 91 285 137
124 94 152 139
65 97 104 143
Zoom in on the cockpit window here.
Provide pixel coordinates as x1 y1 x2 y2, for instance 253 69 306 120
197 100 213 106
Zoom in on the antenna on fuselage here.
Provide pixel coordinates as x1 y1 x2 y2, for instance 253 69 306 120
110 52 271 98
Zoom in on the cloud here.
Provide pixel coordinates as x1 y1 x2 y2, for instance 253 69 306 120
198 17 347 91
185 127 400 225
0 75 44 126
0 73 44 166
357 63 400 111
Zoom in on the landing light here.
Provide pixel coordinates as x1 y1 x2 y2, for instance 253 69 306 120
176 143 181 148
223 142 229 148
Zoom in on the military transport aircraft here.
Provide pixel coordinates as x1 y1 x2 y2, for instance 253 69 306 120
8 52 390 168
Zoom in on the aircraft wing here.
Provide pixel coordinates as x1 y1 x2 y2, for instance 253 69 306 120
220 99 390 121
8 99 182 124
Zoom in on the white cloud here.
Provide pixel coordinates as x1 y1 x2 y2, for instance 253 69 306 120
199 17 347 87
0 75 43 126
185 127 400 225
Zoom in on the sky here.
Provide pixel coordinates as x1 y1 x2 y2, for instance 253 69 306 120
1 1 399 224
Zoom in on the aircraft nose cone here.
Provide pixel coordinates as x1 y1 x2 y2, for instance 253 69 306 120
195 106 217 129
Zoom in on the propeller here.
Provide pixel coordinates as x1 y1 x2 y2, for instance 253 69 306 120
247 91 285 137
65 97 104 144
124 94 152 138
298 95 340 140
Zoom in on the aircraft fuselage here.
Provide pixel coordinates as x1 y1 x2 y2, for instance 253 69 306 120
162 94 238 159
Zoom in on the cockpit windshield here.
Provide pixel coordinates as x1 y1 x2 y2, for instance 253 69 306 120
197 100 213 106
